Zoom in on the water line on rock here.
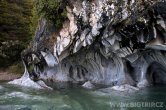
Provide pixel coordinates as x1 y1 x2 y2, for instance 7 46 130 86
8 0 166 90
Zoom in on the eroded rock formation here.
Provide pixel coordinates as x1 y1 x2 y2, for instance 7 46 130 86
10 0 166 89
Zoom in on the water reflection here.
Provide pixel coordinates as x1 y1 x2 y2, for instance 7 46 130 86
0 82 166 110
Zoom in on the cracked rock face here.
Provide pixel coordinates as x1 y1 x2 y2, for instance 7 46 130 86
11 0 166 89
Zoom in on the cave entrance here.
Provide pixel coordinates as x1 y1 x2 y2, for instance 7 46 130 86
146 62 166 85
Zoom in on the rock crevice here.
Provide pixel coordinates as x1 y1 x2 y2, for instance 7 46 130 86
10 0 166 89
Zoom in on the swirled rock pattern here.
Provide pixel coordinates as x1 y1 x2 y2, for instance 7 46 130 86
10 0 166 89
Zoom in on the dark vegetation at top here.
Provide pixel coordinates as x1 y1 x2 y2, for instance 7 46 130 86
35 0 67 29
0 0 35 71
0 0 67 73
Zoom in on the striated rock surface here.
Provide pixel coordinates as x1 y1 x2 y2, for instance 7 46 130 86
10 0 166 89
8 62 52 89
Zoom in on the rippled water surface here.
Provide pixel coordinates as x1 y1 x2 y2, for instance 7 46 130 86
0 82 166 110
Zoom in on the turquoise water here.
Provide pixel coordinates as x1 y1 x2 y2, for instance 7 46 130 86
0 82 166 110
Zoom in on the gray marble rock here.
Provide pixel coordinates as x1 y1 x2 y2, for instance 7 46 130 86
10 0 166 90
82 81 95 89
